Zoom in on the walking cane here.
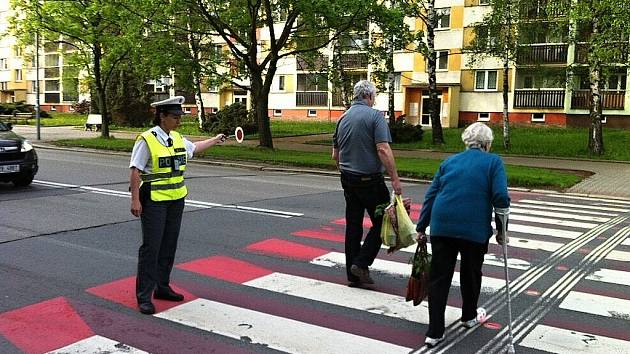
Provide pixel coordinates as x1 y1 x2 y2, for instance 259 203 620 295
495 207 516 354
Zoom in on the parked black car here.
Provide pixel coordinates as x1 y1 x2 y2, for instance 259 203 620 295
0 121 38 186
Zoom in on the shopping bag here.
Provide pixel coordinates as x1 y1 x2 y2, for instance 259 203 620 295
380 203 398 247
406 236 431 306
394 194 417 249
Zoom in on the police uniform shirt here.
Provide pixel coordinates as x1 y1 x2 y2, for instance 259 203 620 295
129 126 196 173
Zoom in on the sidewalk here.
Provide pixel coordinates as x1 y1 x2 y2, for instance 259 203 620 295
13 125 630 199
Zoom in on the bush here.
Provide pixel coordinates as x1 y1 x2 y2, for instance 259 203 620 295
0 101 34 115
72 100 91 115
201 103 258 135
389 115 423 143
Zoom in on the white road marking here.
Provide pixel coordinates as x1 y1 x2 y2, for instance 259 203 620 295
47 335 147 354
310 252 506 292
559 291 630 319
33 179 302 218
510 202 617 217
520 325 630 354
542 193 630 206
244 272 461 325
507 214 598 229
605 250 630 262
518 199 629 213
156 299 411 354
510 207 610 222
491 222 583 239
489 236 563 252
586 269 630 287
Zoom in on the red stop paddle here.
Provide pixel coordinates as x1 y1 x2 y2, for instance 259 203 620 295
228 126 244 143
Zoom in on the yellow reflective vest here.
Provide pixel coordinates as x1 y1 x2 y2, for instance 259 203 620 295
138 130 188 201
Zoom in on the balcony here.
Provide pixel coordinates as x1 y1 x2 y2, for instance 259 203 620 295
296 91 327 106
339 53 369 69
296 55 329 71
571 90 625 110
516 44 568 65
575 42 629 64
514 89 565 108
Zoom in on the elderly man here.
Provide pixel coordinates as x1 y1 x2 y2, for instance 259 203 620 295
416 122 510 347
332 80 402 287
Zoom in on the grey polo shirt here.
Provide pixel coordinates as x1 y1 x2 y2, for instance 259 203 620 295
333 100 392 175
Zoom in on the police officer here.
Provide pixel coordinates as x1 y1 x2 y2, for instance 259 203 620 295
129 96 226 315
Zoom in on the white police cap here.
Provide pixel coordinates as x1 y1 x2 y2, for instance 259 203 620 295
151 95 186 115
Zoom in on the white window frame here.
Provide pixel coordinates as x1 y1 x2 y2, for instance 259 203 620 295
601 116 607 124
394 73 401 92
475 70 498 91
15 69 23 81
436 8 451 30
0 58 7 69
531 113 545 122
211 107 218 113
273 109 282 116
479 0 490 5
477 112 490 122
183 107 192 114
307 109 317 117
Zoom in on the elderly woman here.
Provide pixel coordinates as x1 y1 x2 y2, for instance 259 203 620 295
416 122 510 347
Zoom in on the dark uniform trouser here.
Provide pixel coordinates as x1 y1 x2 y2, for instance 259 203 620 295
426 236 488 338
340 172 390 282
136 188 185 304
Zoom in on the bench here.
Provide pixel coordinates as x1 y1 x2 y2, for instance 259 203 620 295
85 114 102 131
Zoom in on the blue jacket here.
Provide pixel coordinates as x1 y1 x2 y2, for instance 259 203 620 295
416 148 510 244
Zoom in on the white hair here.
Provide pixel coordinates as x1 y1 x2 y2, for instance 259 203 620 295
461 122 494 149
353 80 377 101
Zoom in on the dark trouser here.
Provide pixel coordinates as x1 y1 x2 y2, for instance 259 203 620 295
340 172 390 282
426 236 488 338
136 190 185 304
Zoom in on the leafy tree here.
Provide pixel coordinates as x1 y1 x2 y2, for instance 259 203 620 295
10 0 147 138
165 0 376 149
402 0 446 145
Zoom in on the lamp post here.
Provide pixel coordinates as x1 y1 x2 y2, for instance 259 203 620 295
35 30 40 140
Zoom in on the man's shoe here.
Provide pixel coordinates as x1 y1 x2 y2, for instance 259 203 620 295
154 288 184 302
138 302 155 315
462 317 482 329
424 335 445 348
350 264 375 284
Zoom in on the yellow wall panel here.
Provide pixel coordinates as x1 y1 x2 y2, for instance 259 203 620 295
414 53 426 72
285 74 295 92
461 70 475 91
448 49 462 71
451 7 464 29
463 27 475 47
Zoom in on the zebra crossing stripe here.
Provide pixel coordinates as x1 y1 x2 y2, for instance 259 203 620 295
244 272 461 325
541 193 630 206
47 335 147 354
508 214 598 229
509 206 611 222
156 299 412 354
586 268 630 287
559 291 630 319
606 249 630 262
517 199 629 213
510 202 618 217
488 235 563 252
520 325 630 354
491 223 582 240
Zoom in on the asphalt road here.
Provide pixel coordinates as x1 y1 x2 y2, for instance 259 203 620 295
1 148 629 354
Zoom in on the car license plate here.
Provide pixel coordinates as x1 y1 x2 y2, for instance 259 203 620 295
0 164 19 173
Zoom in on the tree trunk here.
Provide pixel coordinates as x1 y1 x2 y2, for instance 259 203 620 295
427 0 444 145
251 73 273 148
93 44 110 138
186 15 206 128
387 40 395 122
588 64 604 154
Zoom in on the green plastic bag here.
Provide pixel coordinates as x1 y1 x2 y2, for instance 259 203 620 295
380 206 397 247
380 194 416 252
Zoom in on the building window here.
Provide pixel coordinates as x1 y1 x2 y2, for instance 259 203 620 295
50 105 57 111
475 70 498 91
45 54 59 67
393 73 401 91
45 80 60 91
601 116 607 124
14 46 22 56
211 107 218 113
479 0 490 4
523 76 534 89
45 94 60 103
183 107 192 114
436 8 451 29
15 69 23 81
437 51 449 71
478 112 490 121
307 109 317 117
0 58 7 69
31 81 37 93
0 82 7 90
531 113 545 122
273 109 282 116
297 73 328 91
275 75 285 91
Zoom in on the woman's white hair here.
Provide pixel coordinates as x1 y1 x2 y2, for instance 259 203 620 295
353 80 377 101
461 122 494 149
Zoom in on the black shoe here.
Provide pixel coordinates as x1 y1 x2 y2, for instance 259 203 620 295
350 264 375 284
138 302 155 315
154 287 184 302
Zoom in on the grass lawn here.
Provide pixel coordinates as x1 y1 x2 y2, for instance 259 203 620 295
25 112 86 126
54 137 583 189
